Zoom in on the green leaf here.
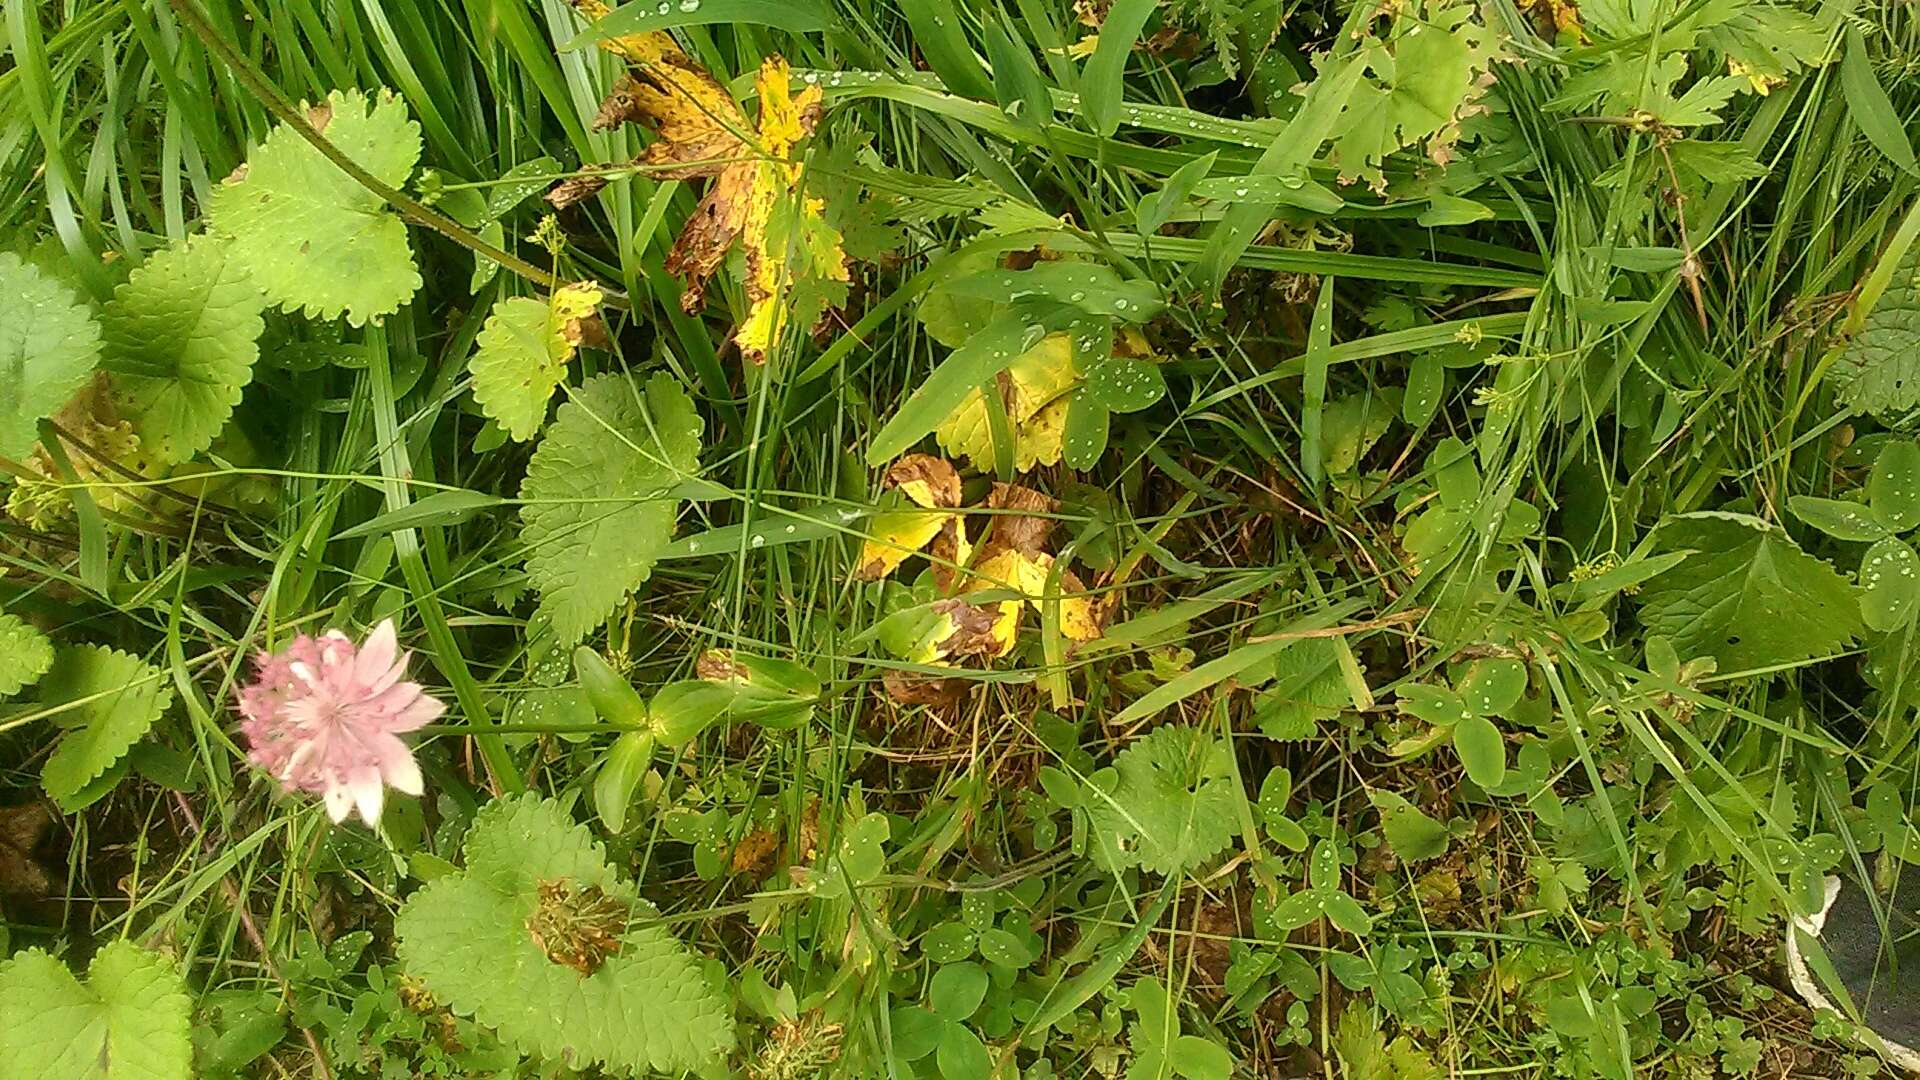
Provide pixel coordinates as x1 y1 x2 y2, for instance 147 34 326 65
101 235 266 463
1062 390 1112 470
519 372 703 649
1136 151 1217 236
1194 173 1345 214
592 731 655 834
0 251 101 460
1787 496 1888 542
468 296 571 441
0 614 54 697
1081 0 1159 137
928 962 988 1021
1870 439 1920 532
1451 714 1506 788
1402 352 1445 428
1636 512 1861 671
39 646 173 812
394 795 734 1073
1859 537 1920 632
1455 658 1526 716
1840 26 1917 177
0 940 193 1080
1085 725 1241 875
935 1021 992 1080
1832 246 1920 417
1320 0 1497 191
1333 1004 1442 1080
1081 355 1166 413
946 263 1163 321
1371 791 1449 862
1168 1035 1235 1080
209 88 422 326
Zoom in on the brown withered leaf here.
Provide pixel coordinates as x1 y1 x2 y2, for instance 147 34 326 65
882 669 972 707
0 802 52 897
981 483 1059 557
887 453 963 509
696 649 750 682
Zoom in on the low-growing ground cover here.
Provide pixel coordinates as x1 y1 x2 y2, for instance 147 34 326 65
1 0 1919 1076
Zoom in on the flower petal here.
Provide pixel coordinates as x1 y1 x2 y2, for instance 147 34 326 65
355 619 400 688
323 783 354 823
349 766 385 825
376 736 423 796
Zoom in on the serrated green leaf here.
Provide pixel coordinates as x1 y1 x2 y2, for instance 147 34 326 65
101 235 266 463
0 940 193 1080
1085 725 1241 875
39 646 172 811
0 251 101 460
209 88 422 325
1870 439 1920 532
395 795 733 1073
0 614 54 697
1833 246 1920 417
470 285 603 442
1860 537 1920 632
519 372 702 649
1320 0 1497 191
1637 511 1860 671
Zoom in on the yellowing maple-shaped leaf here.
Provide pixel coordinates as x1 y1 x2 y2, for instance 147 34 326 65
559 9 848 362
936 333 1079 472
5 375 166 529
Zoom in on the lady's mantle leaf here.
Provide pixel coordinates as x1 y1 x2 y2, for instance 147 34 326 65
394 795 734 1073
1636 511 1859 671
0 614 55 698
0 940 193 1080
519 372 702 649
101 235 267 463
469 282 605 441
1085 725 1240 875
38 646 173 811
0 252 102 460
209 89 423 326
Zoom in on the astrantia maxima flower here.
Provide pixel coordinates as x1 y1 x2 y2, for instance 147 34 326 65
238 619 442 825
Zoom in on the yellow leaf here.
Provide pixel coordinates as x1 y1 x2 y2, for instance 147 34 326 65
856 509 952 581
936 333 1079 471
569 23 847 363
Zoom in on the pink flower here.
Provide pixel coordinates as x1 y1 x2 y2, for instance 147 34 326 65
237 619 443 825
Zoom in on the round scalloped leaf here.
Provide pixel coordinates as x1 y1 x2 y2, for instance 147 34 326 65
0 614 54 698
0 940 193 1080
0 251 102 460
1085 725 1240 875
519 372 703 649
39 646 173 811
395 795 734 1074
101 235 267 463
209 89 422 326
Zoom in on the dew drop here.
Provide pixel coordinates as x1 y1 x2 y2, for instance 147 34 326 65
656 1 670 11
785 524 797 534
1069 291 1086 302
678 0 700 10
751 534 767 548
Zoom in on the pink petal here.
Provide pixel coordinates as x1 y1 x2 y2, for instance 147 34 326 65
349 766 385 824
354 620 400 688
376 736 423 796
388 693 446 733
323 783 354 823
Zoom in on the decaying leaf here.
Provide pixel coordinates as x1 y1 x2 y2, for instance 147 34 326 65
881 669 972 707
4 374 167 529
936 332 1079 472
859 470 1103 661
558 8 848 362
856 454 965 580
0 802 53 897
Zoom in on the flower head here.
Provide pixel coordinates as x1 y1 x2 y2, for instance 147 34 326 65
238 619 443 824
